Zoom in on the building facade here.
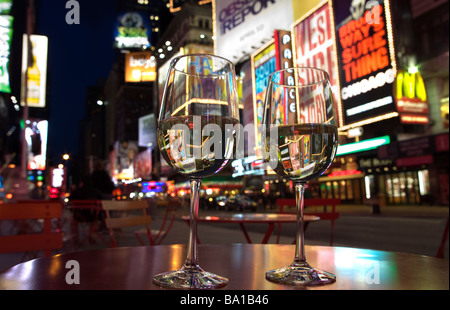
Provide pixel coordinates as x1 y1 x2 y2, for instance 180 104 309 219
79 0 448 206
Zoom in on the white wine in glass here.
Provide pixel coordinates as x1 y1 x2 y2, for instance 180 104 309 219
263 67 338 286
153 54 240 289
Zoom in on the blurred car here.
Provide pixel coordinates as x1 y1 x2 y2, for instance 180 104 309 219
214 195 228 210
218 195 257 212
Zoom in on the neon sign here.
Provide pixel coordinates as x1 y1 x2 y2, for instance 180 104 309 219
125 51 156 82
251 40 276 158
332 0 397 127
274 29 297 117
328 169 362 177
0 14 13 93
114 12 151 49
394 69 429 124
336 135 390 156
292 1 341 126
25 120 48 171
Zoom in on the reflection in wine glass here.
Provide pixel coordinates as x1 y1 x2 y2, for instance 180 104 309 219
263 67 338 286
153 54 240 289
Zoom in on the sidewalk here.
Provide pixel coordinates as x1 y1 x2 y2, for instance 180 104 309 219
318 204 449 217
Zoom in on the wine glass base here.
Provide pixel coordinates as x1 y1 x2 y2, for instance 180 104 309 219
153 265 228 289
265 263 336 286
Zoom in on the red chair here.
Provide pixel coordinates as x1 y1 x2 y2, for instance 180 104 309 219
102 200 153 247
276 198 340 245
0 201 63 258
136 200 178 245
69 200 108 249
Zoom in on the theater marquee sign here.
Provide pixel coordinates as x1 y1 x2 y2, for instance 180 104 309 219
292 1 341 126
332 0 397 128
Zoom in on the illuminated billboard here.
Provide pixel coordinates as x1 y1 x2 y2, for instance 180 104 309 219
114 12 151 49
0 0 12 14
394 69 430 125
213 0 295 64
292 1 342 126
251 29 297 158
0 13 13 93
50 167 67 192
125 51 156 82
332 0 397 128
134 149 152 179
138 113 156 148
251 40 276 158
25 120 48 171
20 34 48 108
113 141 138 180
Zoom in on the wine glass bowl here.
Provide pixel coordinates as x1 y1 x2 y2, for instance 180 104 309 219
154 54 239 289
263 67 338 286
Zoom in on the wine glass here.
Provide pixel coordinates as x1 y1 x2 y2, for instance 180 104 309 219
153 54 240 289
262 67 338 286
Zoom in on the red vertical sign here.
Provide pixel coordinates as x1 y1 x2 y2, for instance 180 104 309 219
292 2 341 126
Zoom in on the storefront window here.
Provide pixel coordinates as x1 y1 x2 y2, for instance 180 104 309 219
385 175 393 204
392 173 402 204
418 170 430 195
320 183 326 198
326 182 332 198
333 181 339 198
406 171 420 204
339 181 346 199
399 173 407 204
346 180 354 200
384 171 422 205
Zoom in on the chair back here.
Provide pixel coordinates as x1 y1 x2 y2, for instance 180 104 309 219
101 200 151 247
275 198 340 246
70 200 102 209
0 201 63 256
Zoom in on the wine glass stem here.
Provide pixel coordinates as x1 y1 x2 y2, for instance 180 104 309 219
293 182 307 266
185 177 201 269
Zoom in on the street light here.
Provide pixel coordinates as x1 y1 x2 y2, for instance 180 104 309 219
63 154 70 160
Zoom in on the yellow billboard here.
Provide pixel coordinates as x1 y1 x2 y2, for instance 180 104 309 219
125 51 156 83
251 40 276 158
21 34 48 108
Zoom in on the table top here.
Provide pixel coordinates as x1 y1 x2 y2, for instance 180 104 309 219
0 244 447 290
181 213 320 223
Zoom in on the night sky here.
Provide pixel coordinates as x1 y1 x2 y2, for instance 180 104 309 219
34 0 116 160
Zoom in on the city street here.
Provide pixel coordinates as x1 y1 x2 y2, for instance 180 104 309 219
186 206 450 258
1 203 448 275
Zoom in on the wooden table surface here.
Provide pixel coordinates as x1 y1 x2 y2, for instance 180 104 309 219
0 244 447 290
